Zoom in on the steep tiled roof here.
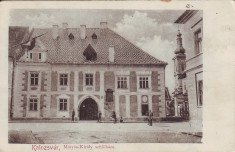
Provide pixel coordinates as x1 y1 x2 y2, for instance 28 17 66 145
9 26 29 58
25 27 167 65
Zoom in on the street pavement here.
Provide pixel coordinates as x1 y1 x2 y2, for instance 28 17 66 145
9 122 202 143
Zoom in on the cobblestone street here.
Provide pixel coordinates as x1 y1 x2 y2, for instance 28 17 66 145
9 122 202 143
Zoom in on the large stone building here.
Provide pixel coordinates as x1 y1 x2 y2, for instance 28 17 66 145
10 22 167 121
174 10 203 131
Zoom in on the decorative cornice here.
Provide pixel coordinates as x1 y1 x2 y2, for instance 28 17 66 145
174 10 199 24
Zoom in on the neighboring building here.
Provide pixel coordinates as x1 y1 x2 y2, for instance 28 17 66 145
8 26 29 120
165 87 173 116
11 22 167 121
174 10 203 131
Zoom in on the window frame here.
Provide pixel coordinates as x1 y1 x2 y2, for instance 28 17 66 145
29 98 38 111
59 73 68 86
194 28 202 55
30 72 39 86
139 76 149 89
85 73 94 86
117 76 128 89
197 80 203 107
59 98 68 111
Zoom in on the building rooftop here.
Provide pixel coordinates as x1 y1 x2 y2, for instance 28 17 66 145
20 25 167 65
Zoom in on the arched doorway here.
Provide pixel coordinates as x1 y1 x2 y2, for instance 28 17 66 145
79 98 98 120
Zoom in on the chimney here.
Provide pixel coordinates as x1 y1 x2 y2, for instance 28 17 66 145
80 25 86 39
62 23 68 36
100 22 108 29
52 25 59 39
62 22 68 29
109 46 114 62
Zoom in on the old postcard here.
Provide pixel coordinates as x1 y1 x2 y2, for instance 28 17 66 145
0 1 234 152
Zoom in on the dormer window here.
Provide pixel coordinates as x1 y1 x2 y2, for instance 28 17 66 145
68 33 74 40
83 44 97 61
92 33 97 39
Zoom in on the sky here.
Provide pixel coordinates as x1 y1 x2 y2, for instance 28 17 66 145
10 9 185 93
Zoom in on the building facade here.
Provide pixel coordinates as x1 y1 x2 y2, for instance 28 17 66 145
11 22 167 121
9 26 29 120
174 10 203 131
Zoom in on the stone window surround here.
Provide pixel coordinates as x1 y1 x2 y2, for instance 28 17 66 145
139 76 149 89
26 94 40 117
59 73 69 86
136 71 152 92
56 94 70 116
28 71 41 91
117 76 128 89
83 70 96 91
194 27 203 55
59 98 68 111
29 98 38 111
114 71 130 92
57 71 70 91
85 73 94 86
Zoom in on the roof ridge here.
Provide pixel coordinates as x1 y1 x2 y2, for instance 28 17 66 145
107 28 167 65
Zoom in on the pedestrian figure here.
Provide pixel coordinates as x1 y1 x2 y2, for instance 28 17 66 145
112 111 117 123
98 111 102 123
146 111 149 125
148 110 153 126
120 117 123 123
72 109 75 122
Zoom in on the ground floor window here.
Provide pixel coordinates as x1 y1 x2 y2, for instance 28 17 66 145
29 98 38 111
59 99 68 111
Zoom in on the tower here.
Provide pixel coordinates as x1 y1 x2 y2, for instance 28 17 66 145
172 30 187 117
173 30 186 92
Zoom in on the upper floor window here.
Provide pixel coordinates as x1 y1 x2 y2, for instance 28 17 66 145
197 80 203 106
85 74 93 86
30 73 39 86
60 74 68 86
29 98 38 111
30 53 33 59
59 99 67 111
117 76 127 89
194 28 202 54
139 77 149 89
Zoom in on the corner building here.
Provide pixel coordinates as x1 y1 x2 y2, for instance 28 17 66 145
12 22 167 121
174 10 203 131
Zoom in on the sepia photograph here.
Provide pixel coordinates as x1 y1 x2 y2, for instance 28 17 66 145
0 1 234 152
8 9 203 144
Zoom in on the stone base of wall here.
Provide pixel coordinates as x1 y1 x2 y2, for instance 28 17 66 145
10 117 165 122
